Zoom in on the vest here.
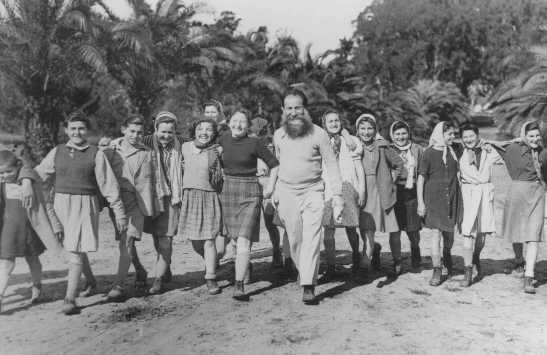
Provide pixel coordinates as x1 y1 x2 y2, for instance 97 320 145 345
54 144 98 195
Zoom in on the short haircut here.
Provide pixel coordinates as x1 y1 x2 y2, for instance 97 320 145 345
191 118 218 140
0 150 20 167
283 88 308 107
524 121 540 134
65 111 91 129
459 122 479 136
229 108 252 126
123 114 145 127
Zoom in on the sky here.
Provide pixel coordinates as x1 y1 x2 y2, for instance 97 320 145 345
106 0 371 55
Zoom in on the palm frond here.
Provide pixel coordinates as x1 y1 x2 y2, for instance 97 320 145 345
78 44 107 73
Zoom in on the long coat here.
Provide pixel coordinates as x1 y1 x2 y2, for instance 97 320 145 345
459 147 501 235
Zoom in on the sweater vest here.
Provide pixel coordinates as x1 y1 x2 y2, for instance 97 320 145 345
54 144 98 195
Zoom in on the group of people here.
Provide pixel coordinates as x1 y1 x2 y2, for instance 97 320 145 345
0 89 545 316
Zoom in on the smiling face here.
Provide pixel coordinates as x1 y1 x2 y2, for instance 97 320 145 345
229 112 249 138
443 127 456 146
282 95 305 119
357 121 376 143
0 162 20 183
525 128 542 149
324 113 341 135
65 121 88 146
195 121 215 145
392 127 410 147
122 123 144 146
155 122 176 146
204 105 220 120
461 129 479 149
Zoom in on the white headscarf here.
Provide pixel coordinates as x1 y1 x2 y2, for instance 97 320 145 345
355 114 385 141
390 121 415 188
429 121 457 166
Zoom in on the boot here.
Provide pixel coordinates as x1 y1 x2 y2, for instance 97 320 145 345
148 278 163 295
411 246 422 269
371 243 382 270
62 298 78 315
302 285 316 305
504 259 524 275
206 279 221 295
460 266 473 287
233 281 246 300
524 277 536 294
429 267 442 286
442 250 453 277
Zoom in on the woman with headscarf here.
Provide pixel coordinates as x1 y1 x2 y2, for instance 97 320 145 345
417 121 462 287
356 114 404 272
458 123 502 287
203 100 229 136
321 110 366 276
389 121 424 273
142 111 184 294
491 121 546 294
219 108 279 300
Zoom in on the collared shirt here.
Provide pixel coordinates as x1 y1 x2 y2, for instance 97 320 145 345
273 124 342 195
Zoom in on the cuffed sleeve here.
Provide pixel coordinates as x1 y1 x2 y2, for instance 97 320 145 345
95 150 126 223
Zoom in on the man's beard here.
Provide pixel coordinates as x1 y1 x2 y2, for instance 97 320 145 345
283 116 313 138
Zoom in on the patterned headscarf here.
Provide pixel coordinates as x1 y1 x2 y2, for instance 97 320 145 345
521 120 544 185
321 110 342 159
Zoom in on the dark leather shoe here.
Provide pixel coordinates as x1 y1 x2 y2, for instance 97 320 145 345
302 285 316 304
233 281 246 300
206 279 221 295
524 276 536 294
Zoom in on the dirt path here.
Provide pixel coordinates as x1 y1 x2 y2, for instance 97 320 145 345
2 145 547 354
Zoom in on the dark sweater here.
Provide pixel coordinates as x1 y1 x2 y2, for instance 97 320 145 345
219 133 279 177
54 144 98 195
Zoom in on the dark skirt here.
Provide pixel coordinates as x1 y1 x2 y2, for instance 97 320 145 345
0 198 45 259
502 180 544 242
394 185 421 232
221 176 262 242
424 179 462 233
178 189 222 241
144 196 180 237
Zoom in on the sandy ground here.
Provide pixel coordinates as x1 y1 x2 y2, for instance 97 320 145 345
3 136 547 354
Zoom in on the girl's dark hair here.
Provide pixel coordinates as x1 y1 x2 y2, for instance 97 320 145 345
65 111 91 129
192 118 218 140
228 108 252 126
203 100 223 112
123 114 145 127
525 122 540 134
0 150 20 167
283 88 308 107
459 122 479 136
442 121 456 133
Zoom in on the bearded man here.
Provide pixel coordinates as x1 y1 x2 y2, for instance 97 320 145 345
267 90 344 304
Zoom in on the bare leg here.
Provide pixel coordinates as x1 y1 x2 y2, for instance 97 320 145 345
81 254 96 286
25 256 42 288
430 230 442 268
153 236 172 279
389 231 402 263
235 238 251 282
0 258 15 299
524 241 539 278
462 235 475 267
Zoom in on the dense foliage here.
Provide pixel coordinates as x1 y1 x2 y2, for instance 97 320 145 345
0 0 546 161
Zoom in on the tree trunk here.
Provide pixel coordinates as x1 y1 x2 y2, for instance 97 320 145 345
23 106 58 165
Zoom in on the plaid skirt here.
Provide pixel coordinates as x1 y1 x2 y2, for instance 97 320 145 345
178 189 222 241
221 175 262 242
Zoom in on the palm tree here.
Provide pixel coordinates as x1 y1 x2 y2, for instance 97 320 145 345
0 0 109 161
